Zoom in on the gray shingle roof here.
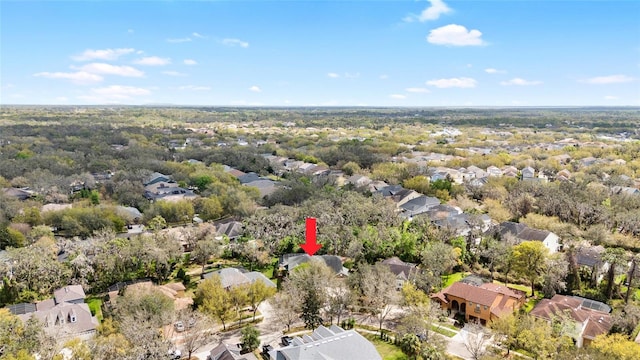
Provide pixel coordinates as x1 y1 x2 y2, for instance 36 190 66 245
268 326 381 360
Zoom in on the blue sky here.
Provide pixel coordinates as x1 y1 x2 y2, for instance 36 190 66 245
1 0 639 106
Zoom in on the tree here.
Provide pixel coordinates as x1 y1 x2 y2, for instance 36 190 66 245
271 281 301 332
229 284 249 326
590 333 640 360
240 326 260 353
300 286 324 330
349 262 398 332
463 323 489 360
192 238 221 275
542 253 569 298
513 241 549 296
489 313 519 356
174 308 216 360
147 215 167 232
195 275 233 330
325 280 352 325
400 333 422 360
420 242 459 290
247 280 276 321
603 247 628 300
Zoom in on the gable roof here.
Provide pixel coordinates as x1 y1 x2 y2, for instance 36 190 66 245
493 221 553 243
400 195 440 213
54 285 86 304
381 257 418 280
269 325 381 360
202 268 276 289
530 295 612 340
209 343 258 360
279 254 348 276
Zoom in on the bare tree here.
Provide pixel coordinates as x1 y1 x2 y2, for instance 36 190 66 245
175 308 217 360
271 281 302 332
349 262 398 332
463 323 490 360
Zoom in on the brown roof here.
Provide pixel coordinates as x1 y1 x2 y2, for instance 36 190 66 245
441 282 499 307
530 295 612 340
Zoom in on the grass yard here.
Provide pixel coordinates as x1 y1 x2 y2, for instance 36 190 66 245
362 333 408 360
86 297 103 322
430 325 457 337
441 272 470 288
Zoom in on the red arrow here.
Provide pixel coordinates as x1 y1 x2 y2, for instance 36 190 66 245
301 217 322 256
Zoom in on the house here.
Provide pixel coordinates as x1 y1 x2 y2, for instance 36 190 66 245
2 187 35 200
278 254 349 277
9 285 98 340
580 157 599 167
244 179 279 197
521 166 535 180
399 195 440 218
486 166 503 177
144 172 173 187
612 186 640 196
552 154 572 165
54 285 86 304
202 268 276 289
347 174 372 188
238 172 262 184
530 295 612 347
557 169 572 182
375 184 404 197
390 189 423 208
268 325 381 360
144 186 196 201
213 219 244 240
574 245 607 285
490 222 560 253
381 257 419 290
431 281 525 326
208 343 258 360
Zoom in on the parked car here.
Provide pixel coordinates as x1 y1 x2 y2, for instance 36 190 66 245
168 349 181 359
174 321 185 332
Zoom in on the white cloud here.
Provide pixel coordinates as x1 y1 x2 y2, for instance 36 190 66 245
485 68 506 74
604 95 618 100
73 63 144 77
183 59 197 66
389 94 407 99
33 71 103 84
92 85 150 97
427 24 485 46
192 32 206 39
78 85 151 103
133 56 171 66
249 85 262 92
167 37 192 43
404 0 452 22
178 85 211 91
327 73 340 78
427 77 477 88
345 72 360 79
405 87 430 93
581 74 634 84
500 78 543 86
221 38 249 48
162 71 188 77
72 48 135 61
379 74 389 80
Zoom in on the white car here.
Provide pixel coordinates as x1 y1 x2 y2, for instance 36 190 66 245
174 321 185 332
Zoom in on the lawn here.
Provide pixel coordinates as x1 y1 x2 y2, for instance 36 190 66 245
362 333 408 360
430 324 457 337
441 272 470 288
86 297 103 322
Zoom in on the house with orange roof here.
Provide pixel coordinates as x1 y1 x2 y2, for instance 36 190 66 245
431 281 526 326
530 294 612 348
